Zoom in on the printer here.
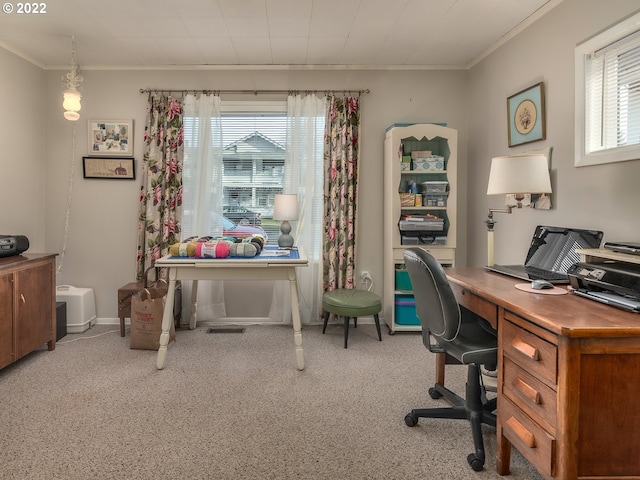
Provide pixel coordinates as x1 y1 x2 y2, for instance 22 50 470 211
567 261 640 312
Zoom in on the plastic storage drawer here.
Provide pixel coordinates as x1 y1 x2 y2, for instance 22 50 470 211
394 295 420 325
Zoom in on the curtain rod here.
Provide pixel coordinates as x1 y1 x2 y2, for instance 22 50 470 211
139 88 370 96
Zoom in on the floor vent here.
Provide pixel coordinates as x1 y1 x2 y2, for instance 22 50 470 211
206 327 246 334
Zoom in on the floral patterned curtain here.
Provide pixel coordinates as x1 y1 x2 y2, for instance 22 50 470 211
135 94 184 280
322 96 361 292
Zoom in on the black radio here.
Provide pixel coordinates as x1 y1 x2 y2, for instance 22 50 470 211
0 235 30 258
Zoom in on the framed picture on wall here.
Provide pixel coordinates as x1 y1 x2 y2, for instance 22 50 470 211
507 82 546 147
83 156 135 180
88 119 133 156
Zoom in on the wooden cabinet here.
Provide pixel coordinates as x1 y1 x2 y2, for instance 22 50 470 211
0 273 13 367
383 123 457 333
0 254 57 370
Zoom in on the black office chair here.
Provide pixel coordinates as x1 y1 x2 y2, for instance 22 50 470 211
402 248 498 471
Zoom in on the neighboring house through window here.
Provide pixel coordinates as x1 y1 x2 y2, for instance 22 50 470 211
222 131 285 216
182 101 288 244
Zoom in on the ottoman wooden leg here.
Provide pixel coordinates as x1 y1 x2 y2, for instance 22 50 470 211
344 316 350 349
322 311 330 333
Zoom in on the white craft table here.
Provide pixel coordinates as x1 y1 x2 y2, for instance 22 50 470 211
154 246 308 370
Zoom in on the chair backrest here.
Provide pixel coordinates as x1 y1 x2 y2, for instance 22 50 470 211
403 248 461 346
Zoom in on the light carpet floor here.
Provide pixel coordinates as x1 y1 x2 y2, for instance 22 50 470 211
0 323 543 480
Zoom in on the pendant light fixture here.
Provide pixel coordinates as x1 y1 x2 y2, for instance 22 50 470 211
62 36 83 121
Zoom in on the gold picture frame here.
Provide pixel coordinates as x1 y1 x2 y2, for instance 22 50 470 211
88 119 133 156
83 156 135 180
507 82 546 147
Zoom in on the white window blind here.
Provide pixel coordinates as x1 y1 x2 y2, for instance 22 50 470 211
182 101 288 244
575 11 640 166
220 106 287 212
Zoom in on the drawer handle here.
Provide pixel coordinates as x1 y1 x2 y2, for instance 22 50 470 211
512 337 540 361
506 416 536 448
514 377 542 404
20 293 26 304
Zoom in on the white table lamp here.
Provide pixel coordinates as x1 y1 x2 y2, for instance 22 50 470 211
273 194 298 248
485 155 552 266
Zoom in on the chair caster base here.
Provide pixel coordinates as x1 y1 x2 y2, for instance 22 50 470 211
404 413 418 427
467 453 484 471
428 386 443 399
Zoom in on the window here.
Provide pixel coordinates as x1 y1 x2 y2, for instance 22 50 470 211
575 11 640 166
182 101 288 244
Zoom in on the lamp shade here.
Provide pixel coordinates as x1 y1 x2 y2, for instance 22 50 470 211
63 88 82 121
273 194 298 221
486 155 552 195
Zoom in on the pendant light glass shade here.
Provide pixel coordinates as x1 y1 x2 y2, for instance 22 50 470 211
62 36 83 122
63 88 82 121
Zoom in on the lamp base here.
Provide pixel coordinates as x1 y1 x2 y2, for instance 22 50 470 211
278 234 294 248
485 207 513 266
278 220 294 248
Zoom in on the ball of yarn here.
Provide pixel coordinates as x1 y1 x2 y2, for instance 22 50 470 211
228 242 258 257
169 242 197 257
194 241 230 258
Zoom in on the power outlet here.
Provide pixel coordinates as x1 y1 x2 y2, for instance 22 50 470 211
360 270 372 282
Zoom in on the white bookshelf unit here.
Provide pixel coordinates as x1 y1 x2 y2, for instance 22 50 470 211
383 123 458 334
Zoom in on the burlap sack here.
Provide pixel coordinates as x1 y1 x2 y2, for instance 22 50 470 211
130 287 176 350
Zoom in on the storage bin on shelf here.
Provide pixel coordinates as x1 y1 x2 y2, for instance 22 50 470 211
420 181 448 193
422 193 448 207
412 155 445 171
395 268 413 291
401 235 447 245
394 295 420 325
399 192 417 207
398 212 446 246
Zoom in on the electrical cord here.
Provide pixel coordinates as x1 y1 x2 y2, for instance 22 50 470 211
56 328 119 345
361 276 373 291
57 122 77 274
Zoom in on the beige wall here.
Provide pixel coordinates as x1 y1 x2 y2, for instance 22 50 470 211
0 48 46 251
2 0 639 322
467 0 640 267
38 68 469 321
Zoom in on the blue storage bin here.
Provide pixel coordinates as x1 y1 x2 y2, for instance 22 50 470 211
395 295 420 325
395 269 413 291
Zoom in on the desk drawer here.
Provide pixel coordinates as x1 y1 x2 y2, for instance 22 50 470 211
503 319 557 387
503 356 557 434
500 396 556 478
449 283 498 327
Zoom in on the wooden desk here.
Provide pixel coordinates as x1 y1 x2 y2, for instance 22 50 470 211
154 247 308 371
446 268 640 480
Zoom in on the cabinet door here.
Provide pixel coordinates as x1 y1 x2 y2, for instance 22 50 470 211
14 263 53 360
0 272 13 369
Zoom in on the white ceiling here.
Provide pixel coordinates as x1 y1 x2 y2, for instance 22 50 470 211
0 0 562 70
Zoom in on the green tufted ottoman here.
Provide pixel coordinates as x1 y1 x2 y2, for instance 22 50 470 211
322 288 382 348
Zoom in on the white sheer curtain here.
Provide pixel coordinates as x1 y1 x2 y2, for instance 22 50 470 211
180 93 225 323
269 94 327 324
